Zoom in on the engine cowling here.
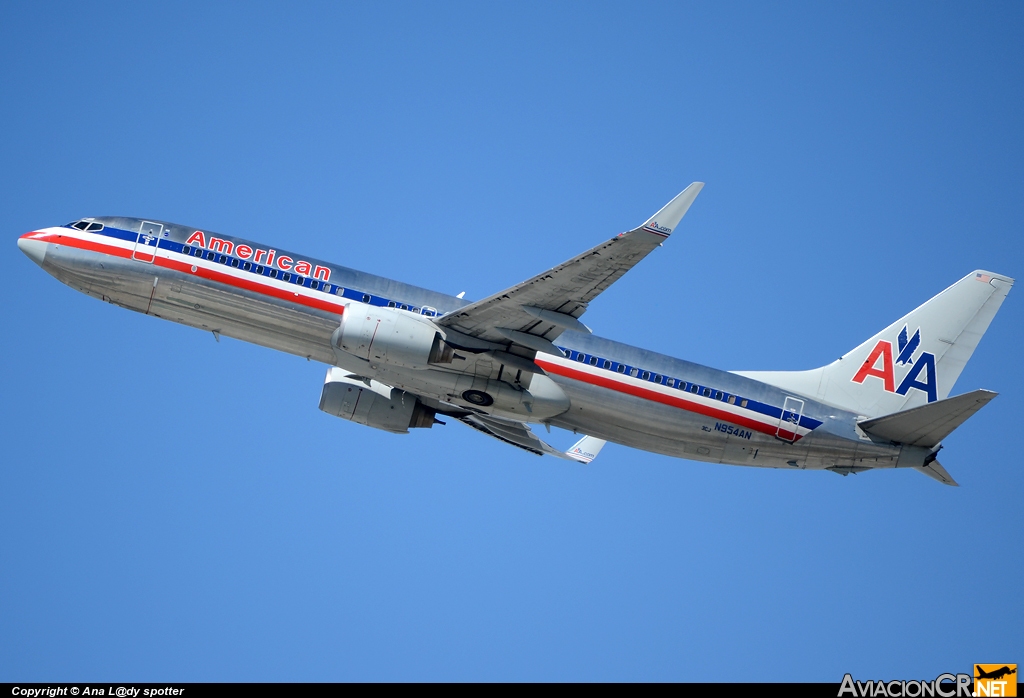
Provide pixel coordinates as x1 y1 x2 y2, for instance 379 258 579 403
333 304 453 369
319 369 436 434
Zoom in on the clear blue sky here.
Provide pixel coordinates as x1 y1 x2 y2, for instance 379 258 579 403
1 1 1021 682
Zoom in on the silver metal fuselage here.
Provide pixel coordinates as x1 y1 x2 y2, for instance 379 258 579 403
19 217 916 475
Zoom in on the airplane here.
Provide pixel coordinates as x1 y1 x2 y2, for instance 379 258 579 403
976 666 1016 681
16 183 1013 485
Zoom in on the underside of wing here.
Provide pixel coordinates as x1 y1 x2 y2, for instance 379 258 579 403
437 183 703 353
458 413 605 463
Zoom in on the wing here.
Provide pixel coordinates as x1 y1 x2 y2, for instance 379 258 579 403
437 183 704 354
458 413 606 463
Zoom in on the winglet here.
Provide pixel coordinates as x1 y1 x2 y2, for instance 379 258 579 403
640 182 704 237
564 435 606 463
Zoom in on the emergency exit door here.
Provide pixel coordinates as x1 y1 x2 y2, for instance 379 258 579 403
776 396 804 443
132 221 163 263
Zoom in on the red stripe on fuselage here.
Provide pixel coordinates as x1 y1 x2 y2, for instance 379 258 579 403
30 232 347 316
535 357 800 442
30 230 802 443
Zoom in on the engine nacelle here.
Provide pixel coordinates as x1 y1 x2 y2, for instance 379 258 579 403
333 304 453 370
319 368 436 434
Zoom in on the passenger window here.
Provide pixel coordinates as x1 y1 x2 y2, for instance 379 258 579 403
283 273 291 282
702 388 711 397
194 248 202 257
728 395 736 405
183 246 191 255
256 265 264 274
714 391 723 400
270 269 278 279
653 374 661 383
335 287 345 296
589 356 598 366
630 368 639 377
689 384 698 394
666 378 675 387
362 294 371 303
576 353 586 363
602 360 610 369
617 364 625 374
641 371 650 380
243 262 251 271
231 259 239 268
388 301 396 308
421 306 437 316
561 349 571 357
740 399 749 408
206 251 214 260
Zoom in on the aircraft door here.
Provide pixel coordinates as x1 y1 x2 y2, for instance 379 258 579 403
133 221 163 263
776 396 804 442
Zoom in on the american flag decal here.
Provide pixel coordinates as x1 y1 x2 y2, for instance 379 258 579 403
976 273 992 282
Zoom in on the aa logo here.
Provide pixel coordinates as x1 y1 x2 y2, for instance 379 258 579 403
975 664 1017 697
851 325 938 402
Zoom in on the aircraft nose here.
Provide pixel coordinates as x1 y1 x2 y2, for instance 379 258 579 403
18 235 48 266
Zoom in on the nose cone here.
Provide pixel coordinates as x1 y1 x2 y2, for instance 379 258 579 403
18 235 48 266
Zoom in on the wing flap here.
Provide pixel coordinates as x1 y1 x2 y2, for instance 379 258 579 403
458 413 605 463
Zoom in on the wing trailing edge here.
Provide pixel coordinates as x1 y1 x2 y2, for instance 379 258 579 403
458 413 605 463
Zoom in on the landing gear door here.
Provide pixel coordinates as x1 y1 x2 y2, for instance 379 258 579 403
133 221 163 263
776 396 804 443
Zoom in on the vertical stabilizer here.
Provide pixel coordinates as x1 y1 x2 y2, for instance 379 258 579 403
734 271 1013 417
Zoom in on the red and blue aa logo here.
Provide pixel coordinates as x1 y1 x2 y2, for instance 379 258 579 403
851 325 937 402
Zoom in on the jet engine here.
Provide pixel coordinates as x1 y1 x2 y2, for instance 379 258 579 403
319 369 437 434
332 304 454 369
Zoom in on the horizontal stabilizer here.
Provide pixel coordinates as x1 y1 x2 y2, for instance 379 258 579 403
915 459 958 487
858 389 996 448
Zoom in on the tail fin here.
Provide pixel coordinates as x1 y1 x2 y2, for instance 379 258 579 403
734 271 1013 417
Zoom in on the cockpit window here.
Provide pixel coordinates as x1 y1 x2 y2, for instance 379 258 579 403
68 220 104 231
